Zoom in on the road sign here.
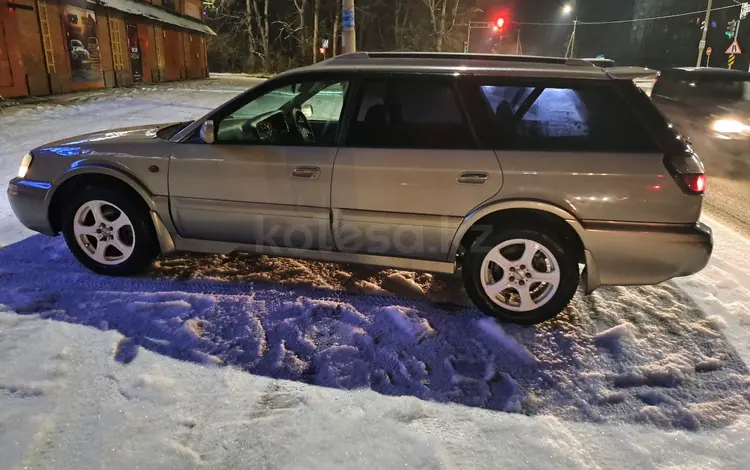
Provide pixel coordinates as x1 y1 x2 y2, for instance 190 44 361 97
322 39 329 48
729 54 736 69
707 47 713 56
742 3 750 20
726 39 742 54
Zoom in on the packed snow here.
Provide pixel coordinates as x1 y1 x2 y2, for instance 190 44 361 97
2 78 750 469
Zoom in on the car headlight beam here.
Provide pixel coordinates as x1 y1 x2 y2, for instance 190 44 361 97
712 119 747 134
18 153 33 179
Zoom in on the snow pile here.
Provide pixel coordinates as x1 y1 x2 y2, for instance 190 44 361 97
1 232 749 432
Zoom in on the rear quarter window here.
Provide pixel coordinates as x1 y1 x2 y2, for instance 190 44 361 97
478 82 661 152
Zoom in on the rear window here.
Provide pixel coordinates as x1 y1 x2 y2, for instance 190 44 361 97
478 83 660 152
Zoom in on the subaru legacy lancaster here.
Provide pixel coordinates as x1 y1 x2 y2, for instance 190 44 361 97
8 52 713 324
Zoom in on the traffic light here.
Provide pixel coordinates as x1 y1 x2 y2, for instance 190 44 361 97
727 19 738 38
496 17 505 31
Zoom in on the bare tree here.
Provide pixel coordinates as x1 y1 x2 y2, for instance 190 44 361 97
312 0 320 63
293 0 310 61
420 0 464 51
250 0 270 72
393 0 412 50
333 0 341 56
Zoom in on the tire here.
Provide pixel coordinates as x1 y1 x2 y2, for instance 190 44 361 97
462 228 579 325
61 185 159 276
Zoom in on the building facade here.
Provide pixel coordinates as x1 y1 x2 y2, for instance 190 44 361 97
0 0 213 99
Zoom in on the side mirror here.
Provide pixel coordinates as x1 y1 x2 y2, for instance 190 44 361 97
301 104 314 118
200 120 215 144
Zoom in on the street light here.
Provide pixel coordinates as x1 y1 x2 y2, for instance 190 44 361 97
563 4 578 58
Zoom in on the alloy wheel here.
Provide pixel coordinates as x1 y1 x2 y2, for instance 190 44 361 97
479 238 561 312
73 200 136 265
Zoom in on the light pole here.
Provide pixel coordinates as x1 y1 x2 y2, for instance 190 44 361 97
342 0 356 54
562 4 577 58
697 0 714 67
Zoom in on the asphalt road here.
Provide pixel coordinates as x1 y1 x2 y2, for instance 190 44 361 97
657 104 750 238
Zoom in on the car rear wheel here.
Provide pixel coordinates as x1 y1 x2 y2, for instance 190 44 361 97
62 186 158 276
462 229 579 325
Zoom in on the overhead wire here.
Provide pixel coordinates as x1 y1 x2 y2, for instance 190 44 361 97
516 4 742 27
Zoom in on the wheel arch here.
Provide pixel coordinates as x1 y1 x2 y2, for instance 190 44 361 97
450 200 587 263
47 165 157 233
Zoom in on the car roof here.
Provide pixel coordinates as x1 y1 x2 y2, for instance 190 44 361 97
278 52 644 81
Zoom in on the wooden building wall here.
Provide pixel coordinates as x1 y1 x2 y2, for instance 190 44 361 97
1 0 209 98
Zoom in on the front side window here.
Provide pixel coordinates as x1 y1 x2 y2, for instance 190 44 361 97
346 77 475 149
216 79 348 146
479 83 660 152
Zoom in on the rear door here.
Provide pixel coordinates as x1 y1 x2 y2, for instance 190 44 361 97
331 74 502 261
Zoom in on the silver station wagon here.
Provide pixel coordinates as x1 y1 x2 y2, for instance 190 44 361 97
8 52 713 325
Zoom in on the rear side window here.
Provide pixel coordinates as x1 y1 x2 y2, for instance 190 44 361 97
346 78 475 149
479 83 660 152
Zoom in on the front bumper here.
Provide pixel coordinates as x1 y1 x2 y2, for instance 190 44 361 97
7 178 56 236
581 221 713 292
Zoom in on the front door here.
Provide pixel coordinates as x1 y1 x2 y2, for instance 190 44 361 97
127 23 142 83
169 77 350 250
331 76 503 261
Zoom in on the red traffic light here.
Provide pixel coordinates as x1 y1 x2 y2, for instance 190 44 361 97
496 17 505 29
319 47 326 55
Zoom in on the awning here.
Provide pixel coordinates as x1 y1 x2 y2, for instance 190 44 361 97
87 0 216 36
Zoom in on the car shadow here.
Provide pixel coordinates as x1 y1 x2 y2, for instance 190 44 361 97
1 234 749 431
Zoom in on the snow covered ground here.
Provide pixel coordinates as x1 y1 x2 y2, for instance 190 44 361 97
2 78 750 469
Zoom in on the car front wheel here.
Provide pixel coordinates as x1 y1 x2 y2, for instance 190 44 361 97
462 229 580 325
62 186 158 276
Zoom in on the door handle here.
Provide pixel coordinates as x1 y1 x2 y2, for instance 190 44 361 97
457 171 489 185
292 166 321 179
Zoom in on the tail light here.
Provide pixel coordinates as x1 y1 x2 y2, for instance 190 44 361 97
664 152 706 195
684 174 706 194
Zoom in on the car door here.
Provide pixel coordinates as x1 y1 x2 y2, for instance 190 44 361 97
169 76 350 250
330 75 503 261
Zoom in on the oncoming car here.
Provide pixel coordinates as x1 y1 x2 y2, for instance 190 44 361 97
652 67 750 177
8 52 713 325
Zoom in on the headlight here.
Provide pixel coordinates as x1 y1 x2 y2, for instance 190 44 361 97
712 119 747 134
18 153 33 178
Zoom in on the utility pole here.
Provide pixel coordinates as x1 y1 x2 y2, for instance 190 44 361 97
697 0 713 67
565 18 578 58
342 0 356 54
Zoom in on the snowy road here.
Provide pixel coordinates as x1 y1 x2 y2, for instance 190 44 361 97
2 79 750 468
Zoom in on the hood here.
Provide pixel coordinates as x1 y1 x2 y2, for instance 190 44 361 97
37 123 181 150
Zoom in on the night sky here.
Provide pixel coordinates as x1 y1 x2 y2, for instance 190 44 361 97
472 0 746 68
473 0 637 58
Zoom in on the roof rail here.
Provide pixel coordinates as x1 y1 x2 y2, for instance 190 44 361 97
323 51 592 67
